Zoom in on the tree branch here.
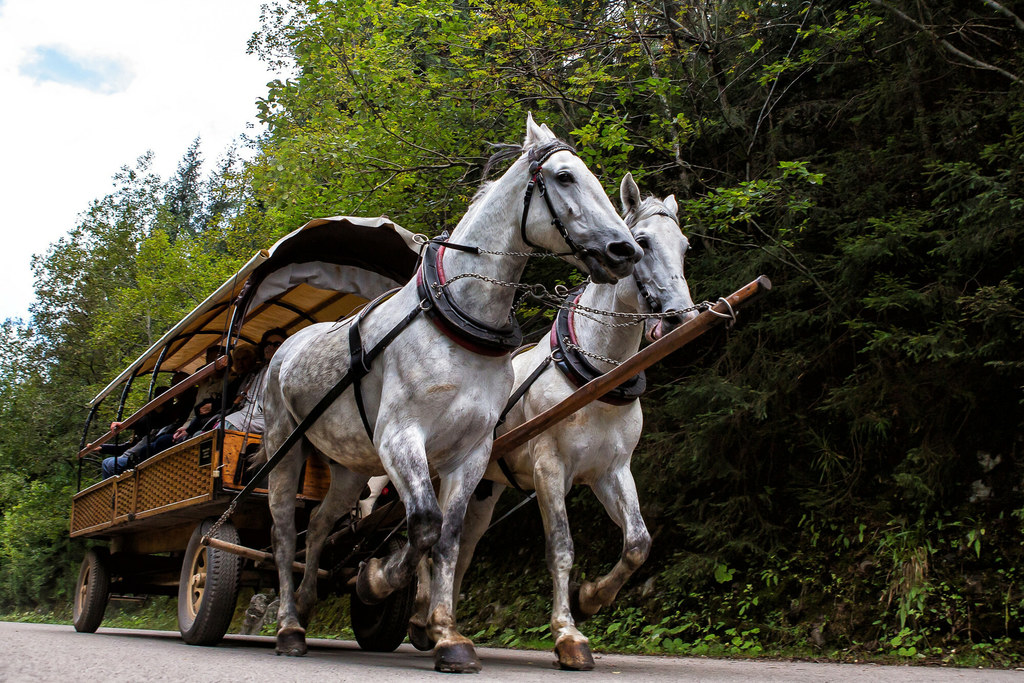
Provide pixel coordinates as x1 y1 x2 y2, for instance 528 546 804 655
980 0 1024 32
869 0 1022 83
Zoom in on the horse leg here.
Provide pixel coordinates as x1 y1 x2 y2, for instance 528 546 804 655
356 433 441 605
453 480 505 602
409 480 505 652
294 462 368 627
407 554 435 650
428 449 492 673
573 466 651 620
267 441 310 656
532 451 594 671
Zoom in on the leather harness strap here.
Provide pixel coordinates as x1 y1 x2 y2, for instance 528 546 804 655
347 288 404 442
493 347 554 494
227 300 424 510
416 239 523 355
551 288 646 406
519 142 582 258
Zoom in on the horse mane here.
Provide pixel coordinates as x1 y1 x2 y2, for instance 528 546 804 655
461 181 495 223
481 138 577 180
467 136 577 221
624 195 679 229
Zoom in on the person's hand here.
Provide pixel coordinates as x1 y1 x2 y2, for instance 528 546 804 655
174 426 188 441
110 421 124 433
83 442 101 454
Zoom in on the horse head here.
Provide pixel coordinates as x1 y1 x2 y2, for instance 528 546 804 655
620 172 697 341
518 114 641 283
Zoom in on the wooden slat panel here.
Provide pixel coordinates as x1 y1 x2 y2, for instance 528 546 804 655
220 430 329 502
134 440 214 513
70 482 115 537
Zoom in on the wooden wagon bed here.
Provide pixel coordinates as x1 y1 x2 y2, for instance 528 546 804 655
71 430 330 540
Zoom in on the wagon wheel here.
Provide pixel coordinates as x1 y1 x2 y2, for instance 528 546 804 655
73 547 111 633
350 539 416 652
177 518 242 646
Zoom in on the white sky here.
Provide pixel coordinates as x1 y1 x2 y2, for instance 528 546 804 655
0 0 281 323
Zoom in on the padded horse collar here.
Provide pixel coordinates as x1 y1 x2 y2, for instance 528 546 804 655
416 238 523 356
520 142 584 258
550 287 646 405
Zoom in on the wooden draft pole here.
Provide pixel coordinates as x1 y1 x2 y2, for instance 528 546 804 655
491 275 772 459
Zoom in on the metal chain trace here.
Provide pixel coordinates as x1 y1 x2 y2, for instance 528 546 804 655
441 271 721 325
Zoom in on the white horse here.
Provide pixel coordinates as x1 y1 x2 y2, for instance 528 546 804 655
424 174 695 670
261 115 641 673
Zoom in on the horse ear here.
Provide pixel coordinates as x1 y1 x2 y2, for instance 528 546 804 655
620 172 641 216
524 112 553 148
663 194 678 217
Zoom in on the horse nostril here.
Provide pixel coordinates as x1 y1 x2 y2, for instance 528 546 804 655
607 240 640 262
663 312 684 327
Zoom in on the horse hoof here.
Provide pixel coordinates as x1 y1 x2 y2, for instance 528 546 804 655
434 642 481 673
275 628 307 657
296 600 316 630
408 622 436 651
569 582 598 624
355 558 388 605
555 638 595 671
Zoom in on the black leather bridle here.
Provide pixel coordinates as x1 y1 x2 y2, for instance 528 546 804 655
519 142 585 259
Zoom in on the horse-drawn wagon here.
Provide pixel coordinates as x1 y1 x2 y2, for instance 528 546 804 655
70 116 771 674
70 216 420 648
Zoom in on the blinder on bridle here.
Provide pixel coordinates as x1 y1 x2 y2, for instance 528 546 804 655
519 141 585 259
625 204 682 317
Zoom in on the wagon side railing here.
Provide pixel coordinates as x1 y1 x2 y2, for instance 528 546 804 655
76 355 228 461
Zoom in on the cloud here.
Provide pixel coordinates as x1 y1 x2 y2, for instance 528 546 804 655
0 0 279 323
19 45 133 94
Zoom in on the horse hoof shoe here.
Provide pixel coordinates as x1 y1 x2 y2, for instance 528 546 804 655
555 639 595 671
355 558 387 605
568 582 597 624
276 629 308 657
434 642 481 674
408 622 436 651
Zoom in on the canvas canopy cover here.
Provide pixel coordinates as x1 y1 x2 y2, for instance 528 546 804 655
89 216 421 408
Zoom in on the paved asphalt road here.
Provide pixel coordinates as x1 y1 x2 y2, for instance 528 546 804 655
1 622 1020 682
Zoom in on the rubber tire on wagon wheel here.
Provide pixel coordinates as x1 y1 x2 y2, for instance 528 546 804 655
178 518 242 646
350 540 416 652
73 547 111 633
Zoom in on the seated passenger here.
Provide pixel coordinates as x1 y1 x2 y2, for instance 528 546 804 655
222 328 288 435
147 371 197 454
170 344 257 443
178 397 219 440
93 386 177 478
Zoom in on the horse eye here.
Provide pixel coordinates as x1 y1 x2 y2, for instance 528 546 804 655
635 236 650 250
555 170 574 184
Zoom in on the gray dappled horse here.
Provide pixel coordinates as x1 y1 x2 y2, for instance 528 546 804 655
424 174 695 670
260 115 641 673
